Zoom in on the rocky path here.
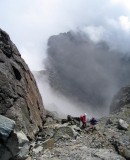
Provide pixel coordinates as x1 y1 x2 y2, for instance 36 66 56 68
29 110 130 160
0 107 129 160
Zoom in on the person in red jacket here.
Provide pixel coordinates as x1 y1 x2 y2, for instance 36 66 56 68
80 113 87 128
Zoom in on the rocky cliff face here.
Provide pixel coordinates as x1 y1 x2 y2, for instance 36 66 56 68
0 28 45 139
110 86 130 113
45 31 130 113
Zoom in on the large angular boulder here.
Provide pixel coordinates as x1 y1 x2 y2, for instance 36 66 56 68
6 131 29 159
0 28 45 139
118 119 129 130
0 129 30 160
0 115 15 141
53 126 76 141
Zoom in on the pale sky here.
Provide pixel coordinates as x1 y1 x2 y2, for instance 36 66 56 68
0 0 130 70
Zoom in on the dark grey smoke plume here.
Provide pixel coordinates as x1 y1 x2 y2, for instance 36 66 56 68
45 31 130 114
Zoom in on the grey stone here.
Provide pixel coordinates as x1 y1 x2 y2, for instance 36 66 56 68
70 125 81 132
33 146 43 154
123 149 130 159
6 131 29 159
106 119 113 125
93 149 125 160
53 126 74 141
0 115 15 141
118 119 129 130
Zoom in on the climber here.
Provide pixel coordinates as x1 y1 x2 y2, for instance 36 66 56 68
89 117 98 130
90 117 98 125
80 113 87 129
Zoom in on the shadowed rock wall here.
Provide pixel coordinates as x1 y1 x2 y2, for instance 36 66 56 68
45 31 130 113
110 86 130 112
0 28 45 139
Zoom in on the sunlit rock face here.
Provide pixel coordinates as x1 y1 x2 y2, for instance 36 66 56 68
45 31 130 113
0 28 45 139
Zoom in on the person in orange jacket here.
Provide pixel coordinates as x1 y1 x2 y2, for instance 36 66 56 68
80 113 87 128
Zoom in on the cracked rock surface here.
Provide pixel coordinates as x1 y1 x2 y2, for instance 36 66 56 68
0 28 45 139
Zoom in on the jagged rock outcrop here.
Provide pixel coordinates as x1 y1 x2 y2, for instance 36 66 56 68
99 99 130 159
0 115 30 160
0 115 15 141
110 86 130 113
45 31 130 113
0 28 45 139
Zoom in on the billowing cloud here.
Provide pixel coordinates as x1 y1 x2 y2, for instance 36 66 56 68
0 0 130 70
45 31 130 116
1 0 130 116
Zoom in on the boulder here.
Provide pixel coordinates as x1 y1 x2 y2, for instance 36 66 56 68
70 125 81 132
0 28 45 139
118 119 129 130
42 138 55 149
0 115 15 141
6 131 29 159
106 119 113 125
123 149 130 159
53 126 75 141
0 130 29 160
33 146 43 154
93 149 125 160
